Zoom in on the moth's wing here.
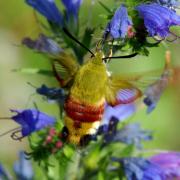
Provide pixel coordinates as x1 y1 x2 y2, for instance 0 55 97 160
105 76 142 106
170 66 180 86
113 69 164 91
51 52 79 87
105 69 164 106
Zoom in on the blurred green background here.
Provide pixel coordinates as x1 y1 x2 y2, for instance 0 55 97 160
0 0 180 171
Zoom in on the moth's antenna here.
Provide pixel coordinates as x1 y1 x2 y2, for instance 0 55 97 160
102 53 138 60
62 28 95 57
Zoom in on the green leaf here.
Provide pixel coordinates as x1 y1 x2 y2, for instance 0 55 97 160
13 68 54 76
98 171 105 180
120 144 135 157
98 1 112 13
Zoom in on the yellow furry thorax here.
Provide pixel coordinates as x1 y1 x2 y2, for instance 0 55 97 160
70 51 108 105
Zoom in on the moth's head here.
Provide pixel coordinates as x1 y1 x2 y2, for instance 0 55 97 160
91 51 105 65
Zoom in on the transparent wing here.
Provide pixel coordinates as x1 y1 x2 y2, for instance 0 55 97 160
51 52 79 87
112 68 164 91
105 76 142 106
105 68 168 106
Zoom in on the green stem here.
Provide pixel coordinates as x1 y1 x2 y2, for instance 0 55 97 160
64 151 81 180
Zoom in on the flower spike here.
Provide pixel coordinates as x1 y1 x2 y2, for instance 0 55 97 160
136 3 180 38
104 5 132 39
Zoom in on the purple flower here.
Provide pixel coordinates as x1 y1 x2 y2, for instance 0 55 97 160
62 0 83 20
156 0 178 7
113 123 152 148
0 164 11 179
143 63 171 114
11 109 55 137
150 152 180 179
14 151 34 180
97 117 119 142
36 84 66 107
143 96 157 114
102 103 136 125
22 34 62 55
37 84 65 101
26 0 63 25
111 157 166 180
0 164 5 177
99 117 152 148
105 5 132 39
136 3 180 37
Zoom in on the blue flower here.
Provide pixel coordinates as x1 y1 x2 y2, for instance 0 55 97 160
136 3 180 37
100 102 137 139
144 51 172 114
111 157 166 180
0 164 5 177
105 5 132 39
14 151 34 180
0 164 11 179
156 0 178 7
97 117 119 138
99 117 152 148
36 84 66 103
26 0 63 25
11 109 56 137
22 34 62 55
102 103 136 125
150 152 180 179
112 123 152 148
62 0 83 20
143 97 156 114
143 68 170 114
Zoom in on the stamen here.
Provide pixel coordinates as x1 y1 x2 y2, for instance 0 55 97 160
170 31 180 39
166 32 180 42
152 37 165 42
0 117 11 120
96 40 104 51
0 127 21 137
165 50 171 65
24 151 33 160
146 39 162 46
10 130 24 141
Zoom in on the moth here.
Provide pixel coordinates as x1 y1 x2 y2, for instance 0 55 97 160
49 29 142 146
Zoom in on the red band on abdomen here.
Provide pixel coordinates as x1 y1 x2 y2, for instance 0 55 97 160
64 98 105 123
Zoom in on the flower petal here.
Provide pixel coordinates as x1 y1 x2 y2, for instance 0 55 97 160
105 5 132 39
150 152 180 179
11 109 56 136
62 0 83 19
136 3 180 37
26 0 63 24
14 151 34 180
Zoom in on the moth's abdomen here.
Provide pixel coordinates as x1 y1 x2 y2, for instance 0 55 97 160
64 97 105 145
65 97 104 122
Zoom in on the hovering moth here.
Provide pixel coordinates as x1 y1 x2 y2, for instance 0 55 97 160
49 29 142 146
